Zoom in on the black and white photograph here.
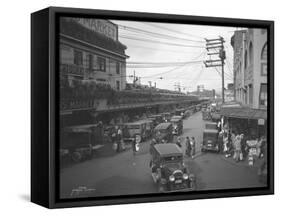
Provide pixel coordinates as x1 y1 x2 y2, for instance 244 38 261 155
59 17 269 199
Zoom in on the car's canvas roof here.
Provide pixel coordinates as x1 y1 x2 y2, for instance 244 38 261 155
154 143 183 156
205 121 217 125
171 115 182 119
204 129 219 133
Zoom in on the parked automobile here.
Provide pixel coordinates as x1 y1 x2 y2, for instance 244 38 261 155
148 114 164 127
154 122 173 143
160 112 172 122
201 129 219 152
175 108 185 117
123 121 147 143
170 116 183 135
136 119 154 139
62 124 104 162
150 143 196 192
184 110 192 119
205 121 218 130
211 112 221 122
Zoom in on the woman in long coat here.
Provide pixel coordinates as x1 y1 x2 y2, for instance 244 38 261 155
185 136 191 157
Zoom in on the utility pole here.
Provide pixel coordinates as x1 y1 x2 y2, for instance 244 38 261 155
133 70 136 86
204 36 226 103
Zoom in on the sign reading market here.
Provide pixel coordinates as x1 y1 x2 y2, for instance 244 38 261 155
72 18 117 41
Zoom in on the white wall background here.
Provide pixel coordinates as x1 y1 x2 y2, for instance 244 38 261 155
0 0 279 214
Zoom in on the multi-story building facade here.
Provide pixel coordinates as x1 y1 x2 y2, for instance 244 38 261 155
231 29 267 109
60 17 128 91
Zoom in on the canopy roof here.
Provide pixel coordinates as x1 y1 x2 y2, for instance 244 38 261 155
220 106 267 120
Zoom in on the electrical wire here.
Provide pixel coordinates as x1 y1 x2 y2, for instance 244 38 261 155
118 24 205 44
119 35 205 48
143 22 205 40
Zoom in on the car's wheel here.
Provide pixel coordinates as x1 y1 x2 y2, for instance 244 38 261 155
71 152 82 162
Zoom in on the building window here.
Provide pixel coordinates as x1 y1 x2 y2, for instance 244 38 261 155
74 50 83 66
116 80 120 91
116 62 120 74
249 42 253 65
244 50 248 69
97 56 106 72
261 43 267 60
261 43 267 76
261 63 267 76
86 54 93 70
260 84 267 107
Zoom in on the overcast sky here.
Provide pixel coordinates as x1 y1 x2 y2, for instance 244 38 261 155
111 20 238 92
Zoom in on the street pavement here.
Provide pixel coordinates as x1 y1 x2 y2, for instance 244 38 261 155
60 111 266 199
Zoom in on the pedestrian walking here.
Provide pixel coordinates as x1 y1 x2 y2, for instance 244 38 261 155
176 137 182 148
240 134 247 160
185 136 192 157
218 131 224 153
233 134 242 162
259 136 266 158
149 138 157 155
190 137 196 159
116 127 123 152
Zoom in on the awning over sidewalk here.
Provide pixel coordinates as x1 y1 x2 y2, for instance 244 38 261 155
220 106 267 120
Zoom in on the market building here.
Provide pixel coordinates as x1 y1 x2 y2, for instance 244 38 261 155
219 29 268 138
59 17 128 91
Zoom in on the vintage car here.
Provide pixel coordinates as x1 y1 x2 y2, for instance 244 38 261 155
136 119 154 138
154 122 173 143
205 121 218 130
184 110 192 119
211 112 221 122
201 129 219 152
160 112 172 122
123 121 148 143
150 143 196 192
62 124 104 162
170 116 183 135
148 114 164 127
175 108 185 117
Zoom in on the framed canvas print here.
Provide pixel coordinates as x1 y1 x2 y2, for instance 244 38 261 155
31 7 274 208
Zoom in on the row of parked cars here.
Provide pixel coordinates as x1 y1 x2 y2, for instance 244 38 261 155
59 104 201 163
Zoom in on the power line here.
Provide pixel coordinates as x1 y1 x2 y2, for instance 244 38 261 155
118 24 205 44
124 43 205 54
144 22 205 40
119 35 205 48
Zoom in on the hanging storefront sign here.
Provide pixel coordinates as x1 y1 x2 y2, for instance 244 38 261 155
258 118 265 125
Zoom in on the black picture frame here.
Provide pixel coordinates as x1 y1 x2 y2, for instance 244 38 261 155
31 6 274 209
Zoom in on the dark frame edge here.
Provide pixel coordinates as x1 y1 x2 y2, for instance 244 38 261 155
31 7 51 208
